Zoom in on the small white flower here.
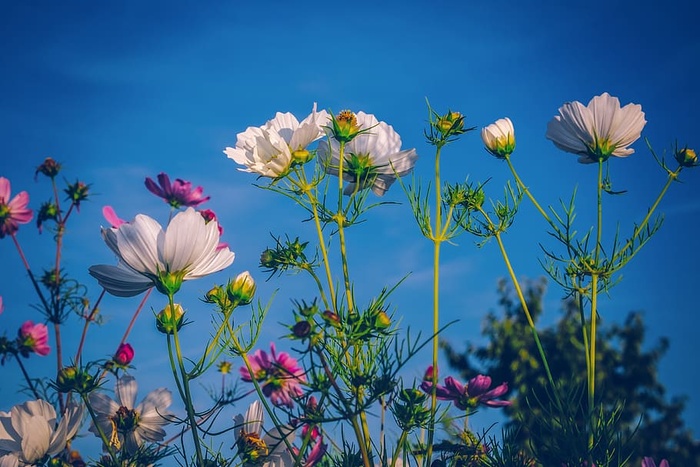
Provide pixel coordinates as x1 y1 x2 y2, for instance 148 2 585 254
234 401 295 467
88 375 173 455
0 399 83 465
89 207 235 296
545 92 646 164
481 117 515 159
225 104 329 177
319 111 418 196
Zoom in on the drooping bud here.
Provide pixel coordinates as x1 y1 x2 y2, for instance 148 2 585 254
227 271 256 306
155 303 185 334
35 157 62 179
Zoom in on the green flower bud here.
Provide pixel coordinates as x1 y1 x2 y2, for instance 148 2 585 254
156 303 185 334
227 271 256 306
675 147 698 167
54 366 97 395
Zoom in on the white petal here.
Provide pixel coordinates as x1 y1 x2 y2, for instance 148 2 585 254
116 375 138 408
16 415 50 462
162 208 216 273
114 214 163 275
88 264 154 297
243 401 264 435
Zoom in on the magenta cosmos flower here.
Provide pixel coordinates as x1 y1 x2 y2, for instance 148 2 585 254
144 172 210 208
240 343 306 408
18 321 50 357
0 177 33 238
421 373 510 410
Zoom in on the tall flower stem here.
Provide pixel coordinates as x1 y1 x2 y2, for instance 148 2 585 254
14 354 41 399
119 288 152 345
336 141 354 313
426 143 445 464
74 289 105 364
492 229 562 410
168 294 204 465
82 393 119 463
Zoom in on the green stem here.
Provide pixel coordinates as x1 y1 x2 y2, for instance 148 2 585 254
14 354 41 399
426 143 445 465
336 141 354 313
169 294 204 465
82 393 119 462
493 231 562 410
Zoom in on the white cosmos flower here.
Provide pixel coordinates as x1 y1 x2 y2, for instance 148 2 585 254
481 117 515 159
88 375 172 455
0 399 83 466
234 401 295 467
225 103 329 177
319 111 418 196
89 207 235 297
545 92 646 164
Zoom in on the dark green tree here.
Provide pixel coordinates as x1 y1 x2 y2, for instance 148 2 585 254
441 278 700 466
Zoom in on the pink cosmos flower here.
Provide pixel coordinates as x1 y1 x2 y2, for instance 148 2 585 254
113 342 135 366
421 373 510 410
102 206 127 228
0 177 33 238
641 458 669 467
240 343 306 408
0 296 3 315
18 321 50 357
144 172 210 208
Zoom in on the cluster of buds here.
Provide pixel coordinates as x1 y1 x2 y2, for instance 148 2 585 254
205 271 257 312
259 236 309 278
445 182 486 211
391 388 430 431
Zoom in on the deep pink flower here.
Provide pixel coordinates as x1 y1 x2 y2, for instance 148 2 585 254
18 321 50 356
421 373 510 410
144 173 210 208
642 457 669 467
113 342 135 366
240 343 306 408
102 206 127 228
0 177 33 238
199 209 229 250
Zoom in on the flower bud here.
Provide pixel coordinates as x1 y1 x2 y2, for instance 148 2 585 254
35 157 62 179
436 111 465 136
675 147 698 167
217 360 233 374
292 320 312 339
227 271 256 306
64 180 90 210
259 249 276 269
374 310 391 329
36 201 60 233
482 117 516 159
112 343 134 366
156 303 185 334
155 270 185 296
321 310 341 328
55 366 97 395
205 284 231 309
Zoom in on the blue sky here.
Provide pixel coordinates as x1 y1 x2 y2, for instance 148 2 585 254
1 0 698 459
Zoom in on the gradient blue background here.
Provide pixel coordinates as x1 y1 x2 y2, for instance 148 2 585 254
1 0 698 459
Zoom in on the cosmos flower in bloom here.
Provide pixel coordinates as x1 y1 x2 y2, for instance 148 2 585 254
318 111 418 196
89 207 235 297
88 375 173 455
0 399 83 465
545 92 646 164
421 373 510 410
240 343 306 408
0 177 33 239
18 321 50 357
481 117 515 159
234 400 296 467
144 172 210 208
102 206 127 228
225 103 329 178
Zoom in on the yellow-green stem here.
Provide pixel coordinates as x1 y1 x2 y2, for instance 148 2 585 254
494 231 562 410
336 141 354 313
